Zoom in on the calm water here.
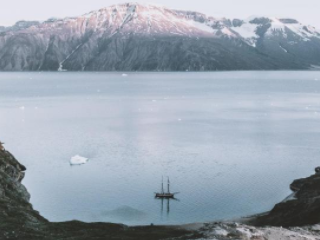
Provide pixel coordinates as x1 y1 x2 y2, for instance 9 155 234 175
0 72 320 225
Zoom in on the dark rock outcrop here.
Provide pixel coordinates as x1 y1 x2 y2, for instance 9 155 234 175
0 149 199 240
0 150 48 239
255 169 320 227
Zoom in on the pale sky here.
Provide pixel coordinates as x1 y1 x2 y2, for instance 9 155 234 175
1 0 319 28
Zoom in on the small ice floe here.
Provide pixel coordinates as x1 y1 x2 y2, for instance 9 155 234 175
19 106 25 110
70 155 89 166
122 73 128 77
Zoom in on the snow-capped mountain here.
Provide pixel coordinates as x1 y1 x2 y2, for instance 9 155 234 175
230 17 320 46
0 2 320 71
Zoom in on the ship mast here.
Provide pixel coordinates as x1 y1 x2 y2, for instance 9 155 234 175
167 177 170 193
161 176 164 194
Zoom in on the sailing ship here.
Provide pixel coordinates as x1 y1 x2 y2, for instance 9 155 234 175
155 177 178 199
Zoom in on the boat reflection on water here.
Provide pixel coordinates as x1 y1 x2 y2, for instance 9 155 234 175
155 177 180 214
158 197 179 215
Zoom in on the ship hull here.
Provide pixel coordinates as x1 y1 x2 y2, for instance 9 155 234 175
155 193 175 199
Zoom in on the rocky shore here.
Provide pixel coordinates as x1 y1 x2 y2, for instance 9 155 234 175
253 167 320 227
2 147 320 239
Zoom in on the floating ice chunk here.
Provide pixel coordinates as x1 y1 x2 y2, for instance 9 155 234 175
70 155 89 165
122 74 128 77
19 106 25 110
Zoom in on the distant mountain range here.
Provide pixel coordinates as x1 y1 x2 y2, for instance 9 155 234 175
1 2 320 71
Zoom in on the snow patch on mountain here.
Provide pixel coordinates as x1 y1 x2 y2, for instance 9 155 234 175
268 18 286 32
220 27 236 37
121 4 137 27
185 20 215 33
231 22 258 39
279 45 288 53
231 20 259 47
228 15 320 47
286 24 320 40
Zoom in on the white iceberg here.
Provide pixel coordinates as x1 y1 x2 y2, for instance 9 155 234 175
122 74 128 77
70 155 88 165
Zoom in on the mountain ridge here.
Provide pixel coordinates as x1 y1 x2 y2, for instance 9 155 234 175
0 2 320 71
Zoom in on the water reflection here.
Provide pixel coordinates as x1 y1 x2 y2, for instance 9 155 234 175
157 197 180 216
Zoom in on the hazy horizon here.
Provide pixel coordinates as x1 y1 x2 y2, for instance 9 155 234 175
1 0 320 28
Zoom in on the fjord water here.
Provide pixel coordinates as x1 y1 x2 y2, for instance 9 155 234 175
0 72 320 225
